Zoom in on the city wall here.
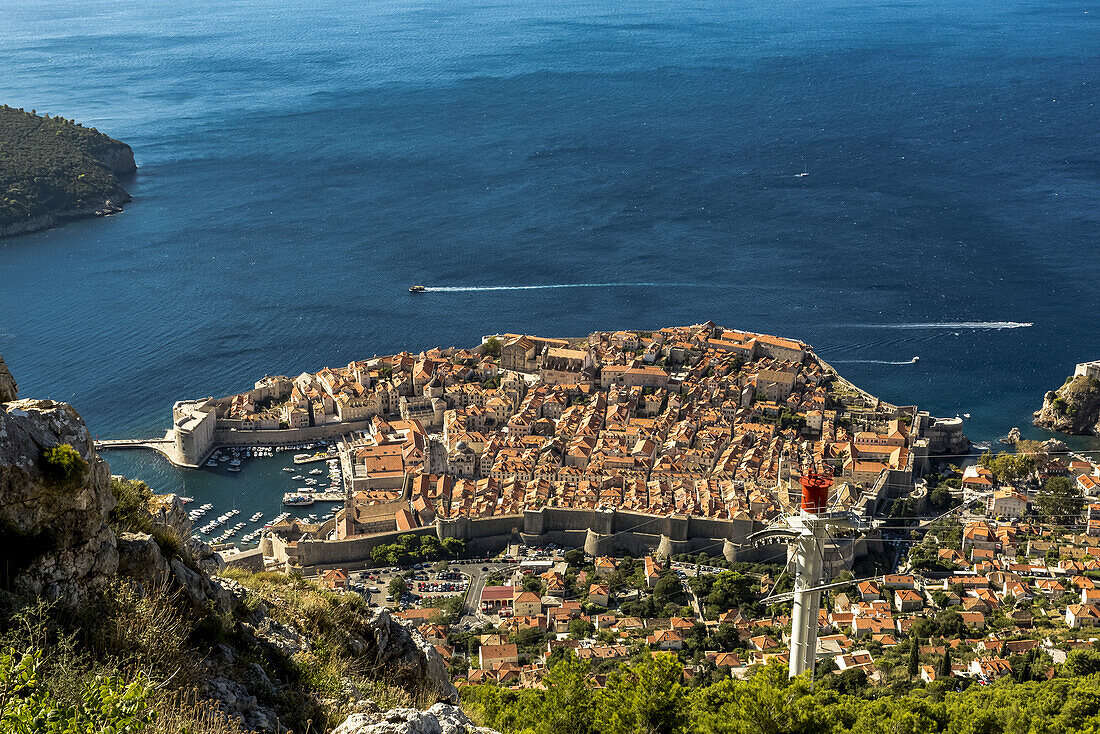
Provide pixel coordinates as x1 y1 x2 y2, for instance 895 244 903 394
274 525 438 568
171 419 378 467
274 505 857 571
210 421 373 450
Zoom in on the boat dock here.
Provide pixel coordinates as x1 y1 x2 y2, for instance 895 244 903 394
293 452 334 465
93 437 188 464
283 490 345 505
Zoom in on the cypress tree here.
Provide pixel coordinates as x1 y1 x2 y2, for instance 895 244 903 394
939 647 952 679
909 637 921 678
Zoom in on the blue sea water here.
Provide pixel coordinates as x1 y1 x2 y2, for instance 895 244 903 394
1 0 1098 529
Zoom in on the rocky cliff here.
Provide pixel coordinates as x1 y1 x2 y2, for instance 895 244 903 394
0 355 496 734
1033 374 1100 436
0 355 16 401
0 397 118 601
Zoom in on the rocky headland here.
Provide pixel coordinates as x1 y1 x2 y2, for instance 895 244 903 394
1033 373 1100 436
0 105 136 238
0 355 497 734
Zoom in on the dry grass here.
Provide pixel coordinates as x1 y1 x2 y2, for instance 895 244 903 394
223 568 445 724
1 568 451 734
82 579 194 673
149 689 254 734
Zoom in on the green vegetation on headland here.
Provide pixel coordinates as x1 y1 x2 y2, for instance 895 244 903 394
1034 374 1100 436
463 652 1100 734
0 105 135 237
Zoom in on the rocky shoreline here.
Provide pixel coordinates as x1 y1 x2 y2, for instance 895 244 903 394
1033 372 1100 436
0 193 132 239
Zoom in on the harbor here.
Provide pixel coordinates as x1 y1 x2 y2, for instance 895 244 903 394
100 440 347 550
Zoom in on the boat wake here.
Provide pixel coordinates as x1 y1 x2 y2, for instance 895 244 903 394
850 321 1033 330
424 283 680 292
829 356 920 365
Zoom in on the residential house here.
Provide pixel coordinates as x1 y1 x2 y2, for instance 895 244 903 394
970 657 1013 680
588 584 610 607
594 556 618 578
513 591 543 618
958 611 986 630
479 644 519 669
322 568 349 590
857 580 882 602
1066 604 1100 629
991 489 1028 519
644 556 663 588
647 629 684 651
895 589 923 612
835 650 877 674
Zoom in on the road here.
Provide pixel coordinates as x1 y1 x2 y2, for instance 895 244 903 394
455 559 520 627
426 435 448 476
349 558 521 626
671 566 708 622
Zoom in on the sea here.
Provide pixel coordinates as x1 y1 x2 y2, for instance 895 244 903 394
2 0 1098 541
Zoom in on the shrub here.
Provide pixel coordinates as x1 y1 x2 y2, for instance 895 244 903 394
109 478 155 534
76 581 193 674
0 647 155 733
148 690 250 734
481 337 502 358
150 525 193 568
38 443 86 488
1063 649 1100 677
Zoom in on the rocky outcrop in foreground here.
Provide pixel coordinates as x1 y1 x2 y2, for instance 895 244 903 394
0 397 118 601
333 704 498 734
0 355 496 734
1034 374 1100 436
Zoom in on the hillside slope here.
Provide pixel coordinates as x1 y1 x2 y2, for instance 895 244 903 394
0 357 496 734
0 105 135 238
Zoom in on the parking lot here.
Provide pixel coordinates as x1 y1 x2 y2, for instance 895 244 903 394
317 545 566 624
339 556 517 612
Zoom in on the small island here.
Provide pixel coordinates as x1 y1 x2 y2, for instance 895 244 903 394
0 105 136 238
1034 360 1100 436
